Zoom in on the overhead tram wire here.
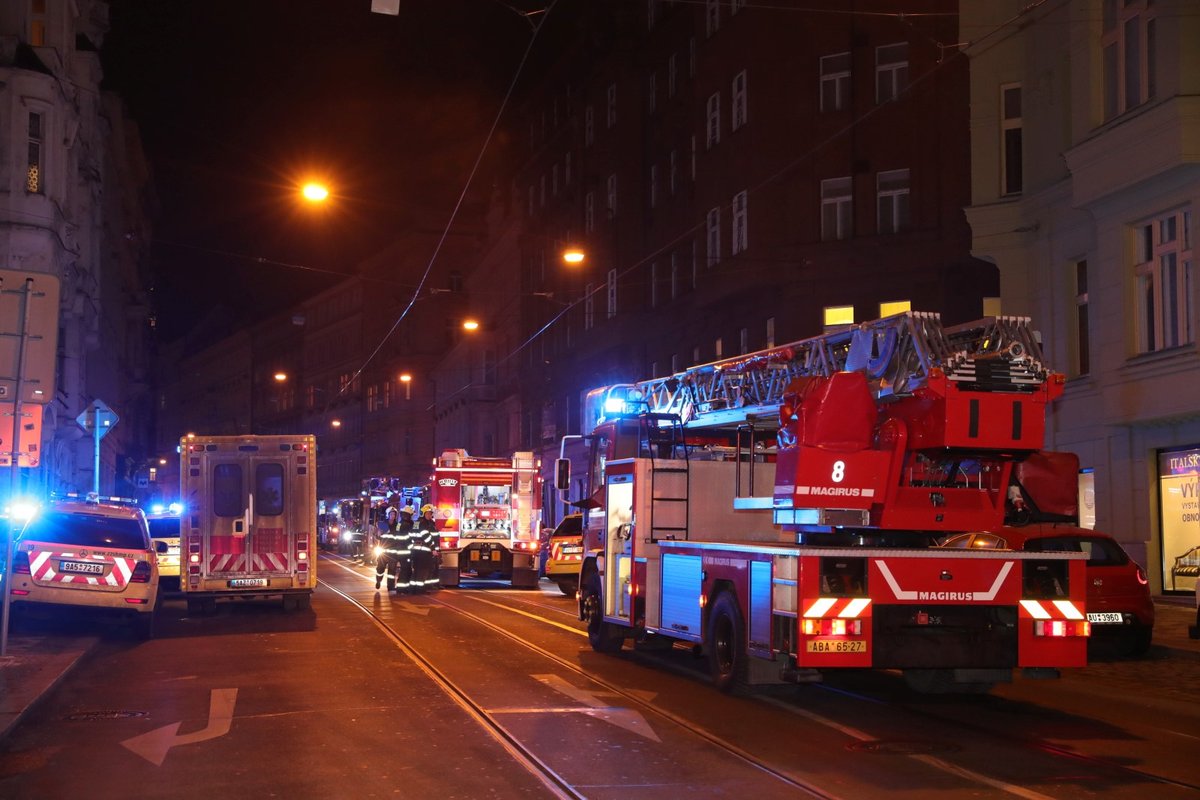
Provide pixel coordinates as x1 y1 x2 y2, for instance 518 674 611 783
327 0 562 414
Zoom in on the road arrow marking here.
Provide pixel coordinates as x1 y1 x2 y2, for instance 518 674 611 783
121 688 238 766
396 600 430 616
530 674 660 742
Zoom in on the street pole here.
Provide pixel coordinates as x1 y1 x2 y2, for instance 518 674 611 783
2 278 34 657
93 402 102 495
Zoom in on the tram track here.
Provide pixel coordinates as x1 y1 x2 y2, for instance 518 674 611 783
320 555 1199 799
319 556 838 799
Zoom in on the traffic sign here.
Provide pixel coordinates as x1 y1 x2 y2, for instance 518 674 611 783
77 399 119 440
0 270 60 404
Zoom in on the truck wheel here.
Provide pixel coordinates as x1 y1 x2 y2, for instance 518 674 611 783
186 598 202 616
136 594 161 640
556 578 577 597
706 591 746 693
582 574 624 653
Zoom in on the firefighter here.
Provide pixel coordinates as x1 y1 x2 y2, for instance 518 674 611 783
374 506 411 592
392 506 417 592
412 504 440 591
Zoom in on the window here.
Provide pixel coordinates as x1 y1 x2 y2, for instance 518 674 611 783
875 42 909 104
731 190 748 254
693 346 702 364
739 327 748 354
821 177 852 241
647 0 657 28
650 262 659 307
585 105 594 146
731 70 747 130
256 464 285 517
607 83 617 128
585 282 595 330
706 92 721 149
649 71 657 113
606 174 617 218
585 191 595 233
731 0 746 13
876 168 910 234
715 337 724 359
1075 260 1090 376
705 0 720 37
670 252 680 299
607 269 618 319
690 134 697 179
540 175 546 207
213 464 243 518
367 384 379 412
668 54 677 97
1134 210 1193 353
706 207 721 266
565 152 572 185
879 300 911 317
820 52 850 112
650 164 658 209
1103 0 1156 120
766 317 776 348
689 37 696 77
1001 84 1023 195
552 163 559 196
671 353 680 373
824 305 855 328
669 149 678 196
27 112 44 194
31 0 46 46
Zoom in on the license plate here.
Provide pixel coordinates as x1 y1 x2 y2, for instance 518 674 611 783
806 639 867 654
561 546 583 554
228 578 268 588
1086 612 1124 624
60 560 104 575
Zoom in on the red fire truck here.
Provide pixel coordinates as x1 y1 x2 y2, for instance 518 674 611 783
431 449 542 588
557 312 1090 693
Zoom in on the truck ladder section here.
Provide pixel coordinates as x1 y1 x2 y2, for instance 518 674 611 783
587 312 1055 431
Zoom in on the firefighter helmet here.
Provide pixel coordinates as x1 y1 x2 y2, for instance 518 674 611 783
400 505 415 516
421 504 435 515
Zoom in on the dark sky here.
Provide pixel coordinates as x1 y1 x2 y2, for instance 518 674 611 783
101 0 536 341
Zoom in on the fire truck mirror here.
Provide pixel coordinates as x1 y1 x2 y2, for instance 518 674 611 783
555 458 571 490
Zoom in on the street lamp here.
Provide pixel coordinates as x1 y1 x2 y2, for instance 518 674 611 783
561 246 585 265
301 182 330 203
399 373 412 400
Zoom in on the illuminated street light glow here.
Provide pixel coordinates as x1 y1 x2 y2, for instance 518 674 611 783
273 372 288 382
462 319 480 332
561 247 585 265
301 182 329 202
399 373 412 383
331 419 342 428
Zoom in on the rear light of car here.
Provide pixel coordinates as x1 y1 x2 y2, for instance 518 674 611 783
13 551 31 575
1136 566 1148 585
130 561 152 583
1033 619 1090 638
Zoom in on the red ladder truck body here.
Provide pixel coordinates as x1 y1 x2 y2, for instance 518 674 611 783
558 312 1089 692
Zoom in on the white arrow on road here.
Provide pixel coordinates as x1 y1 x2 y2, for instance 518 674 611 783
121 688 238 766
529 674 660 741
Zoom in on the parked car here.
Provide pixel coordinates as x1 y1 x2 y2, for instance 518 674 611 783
9 497 165 639
940 524 1154 655
146 504 182 592
543 513 583 596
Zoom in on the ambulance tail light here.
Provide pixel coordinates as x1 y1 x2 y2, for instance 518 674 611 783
12 551 31 575
296 535 309 571
130 561 153 583
440 536 459 551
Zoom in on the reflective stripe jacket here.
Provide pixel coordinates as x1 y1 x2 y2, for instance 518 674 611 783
412 518 437 553
380 519 413 557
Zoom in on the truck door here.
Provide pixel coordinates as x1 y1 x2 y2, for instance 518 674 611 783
208 453 293 582
604 467 635 620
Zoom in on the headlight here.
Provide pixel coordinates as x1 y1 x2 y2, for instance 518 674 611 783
342 532 353 542
373 545 384 557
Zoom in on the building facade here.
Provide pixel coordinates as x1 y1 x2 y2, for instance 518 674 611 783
1 0 154 502
964 0 1200 594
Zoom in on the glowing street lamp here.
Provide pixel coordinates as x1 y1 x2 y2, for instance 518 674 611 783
561 246 585 265
462 319 480 332
273 372 288 382
301 182 329 203
399 373 412 400
331 419 342 429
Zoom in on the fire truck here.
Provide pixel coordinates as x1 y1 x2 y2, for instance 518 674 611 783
431 449 542 588
557 312 1090 693
179 434 317 614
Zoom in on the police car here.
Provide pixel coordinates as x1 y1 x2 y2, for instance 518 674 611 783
8 496 165 639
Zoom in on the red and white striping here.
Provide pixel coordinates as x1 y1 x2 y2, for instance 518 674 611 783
207 553 290 573
29 550 134 587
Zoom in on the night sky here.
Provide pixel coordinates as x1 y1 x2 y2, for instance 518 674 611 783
100 0 535 342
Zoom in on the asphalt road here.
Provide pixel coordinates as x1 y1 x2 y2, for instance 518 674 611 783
1 554 1197 799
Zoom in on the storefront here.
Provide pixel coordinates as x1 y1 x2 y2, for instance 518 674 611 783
1158 445 1200 596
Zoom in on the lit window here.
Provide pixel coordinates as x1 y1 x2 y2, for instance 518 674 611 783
731 190 748 254
1001 84 1023 195
27 112 44 194
706 92 721 149
876 168 910 234
706 207 721 267
875 42 909 104
715 337 723 358
879 300 911 317
820 52 850 112
31 0 46 46
824 306 855 328
1134 210 1193 353
821 177 852 241
731 70 747 131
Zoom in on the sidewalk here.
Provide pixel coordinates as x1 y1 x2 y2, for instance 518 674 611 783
1 599 1197 743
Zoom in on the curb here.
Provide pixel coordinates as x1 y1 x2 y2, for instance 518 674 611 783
0 638 97 743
